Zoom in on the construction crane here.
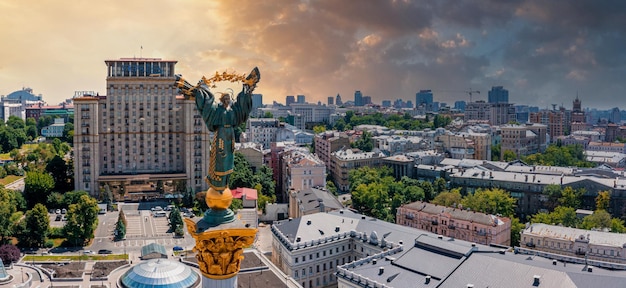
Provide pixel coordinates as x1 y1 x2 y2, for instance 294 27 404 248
466 89 480 102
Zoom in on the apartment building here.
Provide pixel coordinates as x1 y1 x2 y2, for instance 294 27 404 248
288 187 343 219
73 57 210 199
282 149 326 193
235 142 264 173
530 108 567 140
314 131 351 169
500 123 547 158
246 118 280 149
435 131 491 160
396 201 511 246
329 148 386 193
521 223 626 265
464 101 515 125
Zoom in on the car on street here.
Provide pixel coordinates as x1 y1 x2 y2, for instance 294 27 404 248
173 246 184 251
61 215 67 221
83 250 94 254
55 209 61 214
61 208 67 214
55 215 62 221
98 249 113 254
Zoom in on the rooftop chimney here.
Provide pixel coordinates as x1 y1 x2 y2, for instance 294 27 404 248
533 275 541 286
378 267 384 275
425 275 431 284
306 220 312 225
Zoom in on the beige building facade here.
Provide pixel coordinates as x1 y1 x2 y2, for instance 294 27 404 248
397 201 511 246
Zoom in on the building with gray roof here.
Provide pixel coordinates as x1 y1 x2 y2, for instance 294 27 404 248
288 187 344 219
271 210 626 288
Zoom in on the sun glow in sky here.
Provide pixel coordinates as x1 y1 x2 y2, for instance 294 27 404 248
1 0 626 109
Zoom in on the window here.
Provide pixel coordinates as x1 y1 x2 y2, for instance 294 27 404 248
295 271 298 277
302 269 305 276
302 256 305 262
317 265 319 273
296 257 299 263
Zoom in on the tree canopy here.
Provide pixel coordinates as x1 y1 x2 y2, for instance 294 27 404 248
63 195 99 246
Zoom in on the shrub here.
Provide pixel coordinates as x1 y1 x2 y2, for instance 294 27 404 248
0 244 20 263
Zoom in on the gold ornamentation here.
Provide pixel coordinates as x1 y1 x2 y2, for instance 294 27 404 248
184 220 257 280
205 187 233 210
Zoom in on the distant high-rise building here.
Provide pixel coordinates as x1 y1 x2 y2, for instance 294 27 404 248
297 95 305 104
252 94 263 110
454 100 466 112
382 100 391 107
406 100 413 108
416 90 434 111
488 86 509 103
362 96 372 105
335 94 342 106
611 107 621 124
354 91 363 106
327 96 334 105
571 96 587 132
286 95 295 106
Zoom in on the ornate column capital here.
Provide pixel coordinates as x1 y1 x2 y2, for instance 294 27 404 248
185 218 257 280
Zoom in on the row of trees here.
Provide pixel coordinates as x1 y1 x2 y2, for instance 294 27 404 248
531 185 625 232
0 115 73 154
348 166 445 222
521 144 594 167
330 111 451 132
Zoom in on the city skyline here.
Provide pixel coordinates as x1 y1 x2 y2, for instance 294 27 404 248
1 1 625 109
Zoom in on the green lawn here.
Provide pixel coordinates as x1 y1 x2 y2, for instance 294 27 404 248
0 175 22 186
23 254 128 262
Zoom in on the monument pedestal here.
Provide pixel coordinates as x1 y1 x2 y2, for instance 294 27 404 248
185 187 257 288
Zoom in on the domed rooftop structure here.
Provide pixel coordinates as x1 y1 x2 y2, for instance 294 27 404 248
4 87 42 102
120 258 200 288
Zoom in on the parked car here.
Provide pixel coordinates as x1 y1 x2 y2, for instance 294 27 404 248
173 246 184 251
61 215 67 221
55 209 61 214
55 215 62 221
98 249 113 254
61 208 67 214
83 250 94 255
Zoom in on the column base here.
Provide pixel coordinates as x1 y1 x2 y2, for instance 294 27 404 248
202 274 237 288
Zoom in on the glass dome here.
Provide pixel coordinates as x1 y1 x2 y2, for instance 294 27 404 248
120 258 200 288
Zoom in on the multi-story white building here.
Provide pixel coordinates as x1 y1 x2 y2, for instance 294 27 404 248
246 118 280 149
73 57 210 199
41 118 66 137
283 149 326 193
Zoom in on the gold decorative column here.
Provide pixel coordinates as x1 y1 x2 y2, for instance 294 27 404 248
184 190 257 287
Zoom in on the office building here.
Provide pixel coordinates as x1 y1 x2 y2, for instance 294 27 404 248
286 95 296 106
500 123 547 158
354 90 363 107
73 57 210 199
335 94 342 106
297 94 306 104
487 86 509 103
327 96 333 105
416 89 433 111
381 100 391 108
246 118 280 149
454 100 466 112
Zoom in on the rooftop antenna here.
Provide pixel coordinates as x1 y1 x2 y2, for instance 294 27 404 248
140 45 143 58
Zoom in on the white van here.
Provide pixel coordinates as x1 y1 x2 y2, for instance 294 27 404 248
153 211 167 217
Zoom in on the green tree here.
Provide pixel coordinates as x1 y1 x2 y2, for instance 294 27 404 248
313 125 326 134
257 193 275 214
262 111 273 118
17 203 49 247
461 188 516 216
63 195 99 247
63 122 74 143
23 171 55 208
491 143 501 161
502 150 517 162
580 210 612 230
611 218 626 233
6 116 25 130
254 165 275 198
542 184 562 211
169 207 184 236
433 178 447 196
63 190 89 207
114 210 127 241
326 180 338 195
596 190 611 211
558 186 583 209
531 206 579 227
46 155 71 191
420 181 435 201
431 189 463 207
352 131 374 152
230 153 255 189
510 217 526 247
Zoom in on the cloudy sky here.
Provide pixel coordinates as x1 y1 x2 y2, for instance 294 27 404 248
1 0 625 109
